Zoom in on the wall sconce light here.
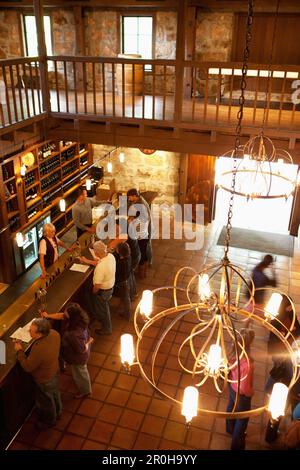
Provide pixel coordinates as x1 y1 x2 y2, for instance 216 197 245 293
107 161 113 173
86 178 92 191
20 164 27 177
119 152 125 163
59 199 66 212
16 232 25 247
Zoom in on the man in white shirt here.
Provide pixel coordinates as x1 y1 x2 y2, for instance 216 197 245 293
80 241 116 335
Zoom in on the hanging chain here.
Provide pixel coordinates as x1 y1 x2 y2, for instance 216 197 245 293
223 0 254 261
261 0 280 131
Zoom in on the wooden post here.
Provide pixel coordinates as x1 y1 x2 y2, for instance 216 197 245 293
174 0 187 122
74 6 85 91
178 153 188 208
184 6 196 99
33 0 51 114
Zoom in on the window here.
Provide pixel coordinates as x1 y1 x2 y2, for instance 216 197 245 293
23 15 52 57
122 16 153 70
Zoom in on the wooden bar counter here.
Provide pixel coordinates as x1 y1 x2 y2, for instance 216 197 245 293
0 232 94 449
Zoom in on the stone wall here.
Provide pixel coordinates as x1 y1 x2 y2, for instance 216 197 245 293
83 10 177 94
52 10 76 56
195 12 234 62
146 11 177 95
0 11 22 59
195 12 234 98
84 10 118 91
49 10 76 89
93 145 180 205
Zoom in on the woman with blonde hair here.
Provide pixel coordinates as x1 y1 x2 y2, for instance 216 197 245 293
39 222 72 279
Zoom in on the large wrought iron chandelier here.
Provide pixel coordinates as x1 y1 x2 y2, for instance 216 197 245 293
218 0 298 201
120 0 300 424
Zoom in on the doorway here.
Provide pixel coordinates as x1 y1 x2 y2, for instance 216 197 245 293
214 157 298 234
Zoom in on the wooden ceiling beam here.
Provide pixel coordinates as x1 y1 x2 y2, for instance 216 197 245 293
0 1 178 9
190 0 300 13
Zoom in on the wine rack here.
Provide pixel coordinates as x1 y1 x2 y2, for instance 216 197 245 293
0 140 92 237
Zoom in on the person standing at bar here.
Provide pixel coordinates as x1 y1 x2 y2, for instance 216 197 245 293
14 318 62 430
80 241 116 335
41 303 93 399
72 187 99 239
39 222 72 279
127 188 152 279
107 217 141 300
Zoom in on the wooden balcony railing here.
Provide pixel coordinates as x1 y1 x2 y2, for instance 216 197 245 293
0 55 300 135
0 57 43 128
182 61 300 130
47 56 176 121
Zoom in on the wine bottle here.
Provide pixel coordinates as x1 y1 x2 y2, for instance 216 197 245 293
3 165 8 180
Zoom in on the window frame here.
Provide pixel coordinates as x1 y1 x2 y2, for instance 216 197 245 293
22 13 53 57
119 12 155 72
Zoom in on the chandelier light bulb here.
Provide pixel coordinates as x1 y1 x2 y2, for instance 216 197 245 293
198 273 210 301
181 386 199 424
119 152 125 163
140 290 153 318
207 344 222 375
59 198 66 212
86 178 92 191
20 164 27 177
277 158 284 175
120 334 135 367
16 232 24 247
107 161 113 173
264 293 282 320
268 382 288 420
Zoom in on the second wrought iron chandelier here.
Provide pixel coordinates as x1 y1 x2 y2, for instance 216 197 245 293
120 0 300 425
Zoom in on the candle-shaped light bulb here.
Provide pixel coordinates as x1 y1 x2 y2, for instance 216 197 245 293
265 293 282 320
59 198 66 212
107 161 113 173
86 178 92 191
182 386 199 424
268 382 288 420
277 158 284 175
119 152 125 163
207 344 222 375
198 273 210 301
20 164 27 177
120 334 135 366
140 290 153 319
16 232 24 247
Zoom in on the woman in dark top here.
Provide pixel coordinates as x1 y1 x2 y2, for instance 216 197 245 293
42 303 93 398
108 217 141 300
268 294 300 358
113 242 132 320
264 295 300 443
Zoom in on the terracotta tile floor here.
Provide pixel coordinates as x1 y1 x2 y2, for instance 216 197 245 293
8 222 300 451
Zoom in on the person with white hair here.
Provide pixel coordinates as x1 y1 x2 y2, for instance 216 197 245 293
81 240 116 335
14 318 61 429
39 222 72 279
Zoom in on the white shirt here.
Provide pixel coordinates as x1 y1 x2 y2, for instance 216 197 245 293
39 237 59 263
93 253 116 290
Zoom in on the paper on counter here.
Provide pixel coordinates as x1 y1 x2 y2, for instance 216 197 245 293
10 318 36 343
70 263 89 273
89 248 97 260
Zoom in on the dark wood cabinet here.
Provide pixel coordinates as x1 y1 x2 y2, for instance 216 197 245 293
0 140 93 283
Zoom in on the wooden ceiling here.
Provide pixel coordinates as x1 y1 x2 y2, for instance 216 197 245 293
0 0 299 12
